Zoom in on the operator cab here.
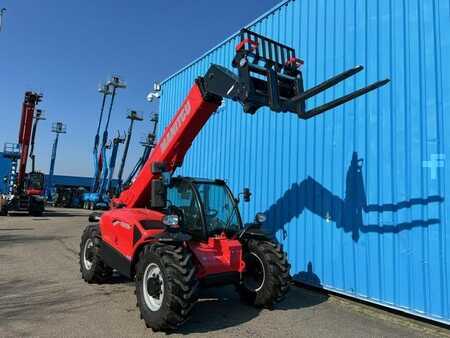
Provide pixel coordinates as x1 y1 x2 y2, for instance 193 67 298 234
24 171 45 195
165 177 243 240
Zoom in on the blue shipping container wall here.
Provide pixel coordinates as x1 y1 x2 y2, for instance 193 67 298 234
0 153 97 192
0 153 11 193
158 0 450 324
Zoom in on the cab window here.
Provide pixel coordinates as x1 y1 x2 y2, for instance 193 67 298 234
195 183 241 235
166 182 203 236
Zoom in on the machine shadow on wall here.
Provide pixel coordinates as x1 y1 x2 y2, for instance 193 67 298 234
263 152 444 242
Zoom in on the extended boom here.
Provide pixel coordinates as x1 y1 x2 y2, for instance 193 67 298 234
114 29 389 209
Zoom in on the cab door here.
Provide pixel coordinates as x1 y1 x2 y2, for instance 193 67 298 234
166 181 205 240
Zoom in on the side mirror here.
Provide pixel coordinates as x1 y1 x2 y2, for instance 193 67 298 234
151 161 167 174
243 188 251 202
254 212 266 224
161 172 171 186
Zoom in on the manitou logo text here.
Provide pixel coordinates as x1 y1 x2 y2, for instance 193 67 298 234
160 100 191 152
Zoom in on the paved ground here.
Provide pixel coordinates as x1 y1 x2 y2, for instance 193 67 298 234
0 208 449 337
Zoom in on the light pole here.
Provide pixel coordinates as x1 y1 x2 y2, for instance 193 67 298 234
139 112 159 171
97 75 126 196
121 113 159 189
46 122 66 201
146 82 161 102
116 110 143 192
91 83 112 193
29 109 46 173
0 8 6 32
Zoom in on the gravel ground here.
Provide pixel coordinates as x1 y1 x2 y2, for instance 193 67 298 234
0 208 449 337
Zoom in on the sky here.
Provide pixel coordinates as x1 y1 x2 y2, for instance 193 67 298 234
0 0 280 177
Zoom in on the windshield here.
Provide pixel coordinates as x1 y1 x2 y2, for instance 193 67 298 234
26 173 44 190
195 182 241 235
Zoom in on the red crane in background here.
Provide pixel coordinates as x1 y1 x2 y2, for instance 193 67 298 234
0 92 46 216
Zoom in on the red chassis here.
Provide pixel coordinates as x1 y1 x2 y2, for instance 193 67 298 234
100 208 245 280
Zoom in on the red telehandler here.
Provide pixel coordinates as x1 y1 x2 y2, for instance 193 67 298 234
1 92 45 216
79 29 389 331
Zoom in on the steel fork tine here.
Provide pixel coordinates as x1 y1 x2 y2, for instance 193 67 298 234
291 65 364 103
300 79 390 119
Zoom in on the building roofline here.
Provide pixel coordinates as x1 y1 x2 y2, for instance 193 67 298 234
160 0 293 85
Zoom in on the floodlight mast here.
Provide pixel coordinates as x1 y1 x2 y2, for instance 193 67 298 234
146 82 161 102
29 109 46 173
104 132 125 195
121 113 159 190
116 110 144 192
91 83 112 192
0 8 6 32
46 122 67 201
96 76 126 195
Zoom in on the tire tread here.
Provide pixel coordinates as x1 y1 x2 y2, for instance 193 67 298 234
135 242 198 331
79 224 113 283
239 239 290 307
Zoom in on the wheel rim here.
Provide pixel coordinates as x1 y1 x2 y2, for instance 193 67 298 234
83 238 95 270
143 263 164 311
243 252 266 292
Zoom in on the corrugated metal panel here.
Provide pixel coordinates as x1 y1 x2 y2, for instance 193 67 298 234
0 153 11 193
48 175 118 189
49 175 93 188
0 153 98 191
158 0 450 324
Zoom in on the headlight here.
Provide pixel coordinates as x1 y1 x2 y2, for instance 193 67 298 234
162 214 179 227
255 212 266 224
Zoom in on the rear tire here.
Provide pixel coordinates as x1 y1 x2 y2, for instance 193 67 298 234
135 243 199 331
29 208 43 217
0 206 7 216
79 224 113 283
238 239 290 308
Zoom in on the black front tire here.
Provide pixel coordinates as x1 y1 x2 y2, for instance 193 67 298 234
29 198 44 217
135 243 199 331
79 224 113 283
0 201 8 216
238 239 290 308
0 207 7 216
